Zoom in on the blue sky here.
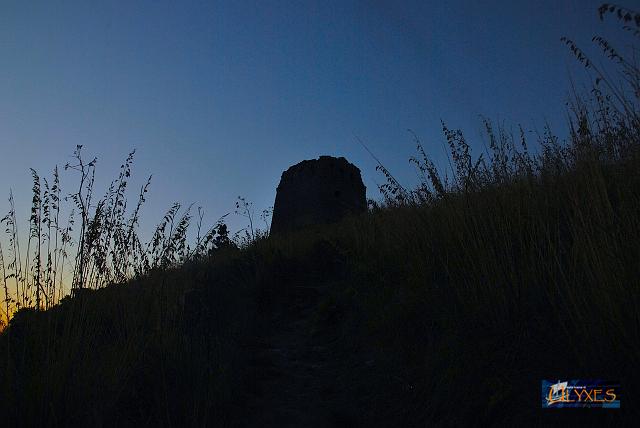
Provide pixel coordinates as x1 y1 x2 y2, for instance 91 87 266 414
0 0 630 238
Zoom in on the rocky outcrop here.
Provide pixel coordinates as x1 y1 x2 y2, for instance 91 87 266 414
271 156 366 234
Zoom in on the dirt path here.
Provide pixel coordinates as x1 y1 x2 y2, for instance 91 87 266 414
240 286 360 427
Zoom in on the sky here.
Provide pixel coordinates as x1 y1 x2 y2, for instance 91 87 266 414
0 0 632 242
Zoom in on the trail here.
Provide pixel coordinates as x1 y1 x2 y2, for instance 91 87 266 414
240 285 360 428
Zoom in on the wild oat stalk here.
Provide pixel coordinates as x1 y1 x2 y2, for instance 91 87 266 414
42 177 52 308
2 190 24 309
148 202 181 271
65 145 97 290
28 169 43 310
0 241 10 325
117 175 151 281
49 166 61 306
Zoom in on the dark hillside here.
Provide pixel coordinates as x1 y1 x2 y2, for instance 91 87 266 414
2 5 640 426
1 146 638 425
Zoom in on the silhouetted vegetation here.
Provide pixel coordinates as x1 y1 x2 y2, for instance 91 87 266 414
0 146 237 324
1 4 638 426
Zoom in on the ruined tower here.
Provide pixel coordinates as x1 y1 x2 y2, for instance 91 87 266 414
271 156 367 234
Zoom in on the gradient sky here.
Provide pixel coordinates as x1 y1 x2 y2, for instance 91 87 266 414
0 0 630 238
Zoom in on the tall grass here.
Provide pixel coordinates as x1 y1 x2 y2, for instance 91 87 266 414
0 149 251 426
0 146 235 325
330 7 640 424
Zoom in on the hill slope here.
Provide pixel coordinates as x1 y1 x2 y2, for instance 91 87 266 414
1 148 638 426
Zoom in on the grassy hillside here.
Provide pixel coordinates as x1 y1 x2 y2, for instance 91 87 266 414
1 6 639 426
1 142 638 425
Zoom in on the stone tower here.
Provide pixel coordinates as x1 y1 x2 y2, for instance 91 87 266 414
271 156 366 234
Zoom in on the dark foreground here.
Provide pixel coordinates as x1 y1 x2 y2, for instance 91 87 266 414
1 153 639 427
